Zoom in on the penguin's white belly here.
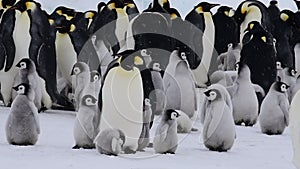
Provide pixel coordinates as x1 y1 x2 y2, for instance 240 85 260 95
290 91 300 168
100 67 143 151
294 44 300 78
115 8 129 51
55 33 77 84
193 12 215 86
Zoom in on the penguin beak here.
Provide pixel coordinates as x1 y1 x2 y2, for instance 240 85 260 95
16 63 20 68
209 3 219 9
12 86 18 91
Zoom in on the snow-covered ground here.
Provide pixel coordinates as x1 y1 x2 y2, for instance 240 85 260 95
0 105 296 169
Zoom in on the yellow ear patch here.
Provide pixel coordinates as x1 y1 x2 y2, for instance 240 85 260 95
25 2 36 10
126 3 135 8
280 13 289 21
134 56 143 65
85 12 95 19
108 2 116 10
195 6 203 14
224 11 229 16
70 24 76 32
250 23 254 30
171 13 177 20
48 19 54 25
56 10 62 15
261 36 267 43
163 0 168 4
241 3 247 14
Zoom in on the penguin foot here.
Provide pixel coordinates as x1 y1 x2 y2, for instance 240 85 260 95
123 147 136 154
38 107 48 113
72 145 80 149
191 128 199 132
163 151 175 154
147 143 153 148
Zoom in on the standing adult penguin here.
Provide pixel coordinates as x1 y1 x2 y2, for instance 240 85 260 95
267 0 280 35
153 109 180 154
259 81 290 135
240 23 277 95
6 83 40 145
213 6 239 55
273 10 295 69
73 94 98 149
290 89 300 169
185 2 219 87
227 63 265 126
163 49 197 119
98 50 144 154
201 84 235 152
234 1 272 43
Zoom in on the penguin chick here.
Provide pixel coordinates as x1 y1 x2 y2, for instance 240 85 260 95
14 58 52 112
176 110 193 133
73 94 98 149
71 62 90 111
259 81 290 135
277 67 297 103
210 70 237 87
90 70 101 96
140 49 152 68
227 63 265 126
201 84 235 152
6 83 40 145
153 109 180 154
217 43 241 71
94 128 125 156
137 98 152 151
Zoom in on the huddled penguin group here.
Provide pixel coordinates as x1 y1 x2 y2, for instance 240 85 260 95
1 0 300 164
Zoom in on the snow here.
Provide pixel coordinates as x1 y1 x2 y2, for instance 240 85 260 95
0 104 295 169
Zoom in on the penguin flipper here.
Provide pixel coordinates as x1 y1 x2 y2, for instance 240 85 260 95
0 42 5 70
252 84 266 97
159 124 169 142
279 95 290 126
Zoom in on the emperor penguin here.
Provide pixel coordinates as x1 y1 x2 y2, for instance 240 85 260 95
217 43 241 71
289 90 300 169
213 6 239 55
94 128 125 156
0 0 32 106
163 49 197 119
227 63 265 126
71 62 90 111
137 98 152 151
6 83 40 145
259 81 290 135
90 70 101 96
73 94 98 149
277 67 297 103
201 84 235 152
185 2 219 87
14 58 52 111
153 109 180 154
98 50 144 154
176 110 193 134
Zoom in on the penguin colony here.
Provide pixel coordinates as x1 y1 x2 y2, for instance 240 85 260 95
0 0 299 162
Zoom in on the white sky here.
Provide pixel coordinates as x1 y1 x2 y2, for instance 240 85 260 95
38 0 298 16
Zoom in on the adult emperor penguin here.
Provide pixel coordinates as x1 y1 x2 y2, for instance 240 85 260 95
290 89 300 169
201 84 235 152
94 128 125 156
98 50 144 154
240 23 277 95
163 49 197 119
227 63 265 126
213 6 239 55
0 0 32 106
14 58 52 112
71 62 90 111
137 98 152 151
73 94 98 149
153 109 180 154
259 81 290 135
6 83 40 145
185 2 219 87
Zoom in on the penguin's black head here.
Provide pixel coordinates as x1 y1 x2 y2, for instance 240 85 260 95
55 6 76 17
168 8 181 20
13 83 30 95
280 10 295 24
16 58 33 70
288 68 297 77
204 89 220 101
11 0 27 12
71 62 89 76
56 20 75 33
164 109 180 121
294 0 300 10
117 50 144 71
97 2 106 12
82 94 97 106
157 0 170 9
140 49 151 57
2 0 17 8
217 6 235 17
107 0 124 9
90 70 101 83
194 2 219 13
84 11 96 19
274 81 290 93
244 21 262 33
270 0 278 6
